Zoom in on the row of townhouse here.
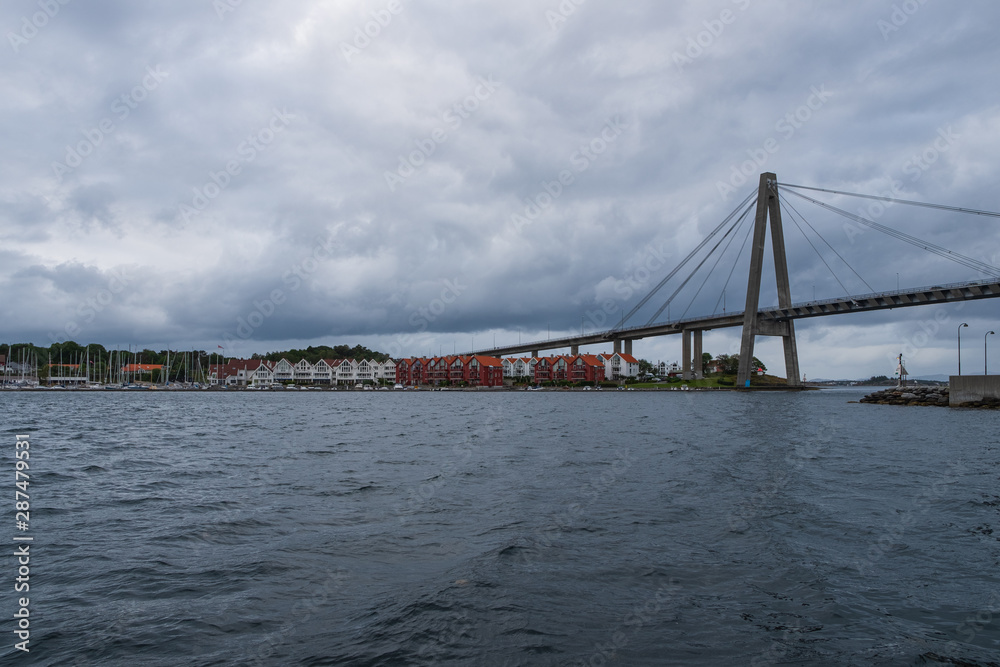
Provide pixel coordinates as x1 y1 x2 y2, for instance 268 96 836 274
395 356 504 387
503 352 640 383
209 358 397 386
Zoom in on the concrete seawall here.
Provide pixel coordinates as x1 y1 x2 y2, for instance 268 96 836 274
949 375 1000 407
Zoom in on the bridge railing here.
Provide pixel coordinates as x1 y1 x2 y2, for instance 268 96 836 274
472 277 999 356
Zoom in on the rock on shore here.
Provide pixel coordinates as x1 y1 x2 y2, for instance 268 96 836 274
859 386 949 407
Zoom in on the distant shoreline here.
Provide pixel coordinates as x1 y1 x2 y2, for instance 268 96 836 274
1 385 820 393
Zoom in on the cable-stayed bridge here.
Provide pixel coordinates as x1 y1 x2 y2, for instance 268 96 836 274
464 173 1000 387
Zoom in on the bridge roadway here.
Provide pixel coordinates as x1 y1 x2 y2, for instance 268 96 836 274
465 278 1000 358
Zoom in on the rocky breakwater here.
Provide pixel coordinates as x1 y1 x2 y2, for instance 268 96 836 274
859 386 950 407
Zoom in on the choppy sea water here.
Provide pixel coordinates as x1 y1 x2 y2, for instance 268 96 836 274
1 388 999 666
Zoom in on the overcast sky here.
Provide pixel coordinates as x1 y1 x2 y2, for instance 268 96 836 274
2 0 999 379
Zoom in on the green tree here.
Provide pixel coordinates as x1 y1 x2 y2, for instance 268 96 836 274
713 354 767 375
715 354 739 374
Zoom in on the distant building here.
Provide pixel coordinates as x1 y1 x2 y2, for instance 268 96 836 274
502 354 609 385
599 353 639 381
209 359 276 386
395 356 504 387
657 361 682 377
206 357 394 386
502 357 534 379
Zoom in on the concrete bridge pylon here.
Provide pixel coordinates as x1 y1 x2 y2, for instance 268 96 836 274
737 172 802 388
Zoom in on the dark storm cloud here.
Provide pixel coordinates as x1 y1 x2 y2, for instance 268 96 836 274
1 0 999 376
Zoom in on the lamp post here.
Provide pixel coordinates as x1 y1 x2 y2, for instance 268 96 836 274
988 331 996 375
958 323 969 375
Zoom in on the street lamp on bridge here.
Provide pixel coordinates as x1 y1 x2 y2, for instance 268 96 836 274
957 323 969 375
988 331 996 375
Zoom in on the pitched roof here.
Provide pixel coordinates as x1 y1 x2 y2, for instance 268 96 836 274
122 363 164 372
599 352 638 363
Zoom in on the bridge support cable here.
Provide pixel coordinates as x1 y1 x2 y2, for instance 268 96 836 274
781 196 875 295
777 182 1000 219
646 197 757 325
678 199 756 322
614 191 757 330
780 187 1000 279
713 215 756 315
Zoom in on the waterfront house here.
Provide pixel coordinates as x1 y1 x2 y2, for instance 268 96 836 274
249 360 275 385
599 353 639 381
394 356 503 387
467 355 504 386
503 357 533 380
573 355 607 383
533 357 553 383
273 358 294 383
376 360 397 382
336 359 358 384
313 359 335 384
293 359 314 383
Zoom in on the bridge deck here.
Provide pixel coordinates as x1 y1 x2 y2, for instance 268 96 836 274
467 278 1000 357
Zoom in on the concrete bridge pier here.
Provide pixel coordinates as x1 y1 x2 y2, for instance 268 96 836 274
624 339 633 356
531 350 539 358
571 345 579 355
682 330 703 379
682 330 692 379
614 340 621 354
693 330 703 379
